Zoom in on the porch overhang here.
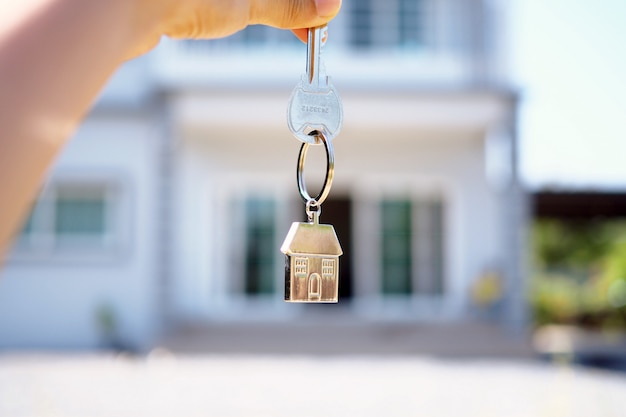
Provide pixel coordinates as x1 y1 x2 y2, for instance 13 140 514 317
169 89 516 140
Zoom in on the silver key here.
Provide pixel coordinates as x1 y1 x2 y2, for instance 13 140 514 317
287 25 343 144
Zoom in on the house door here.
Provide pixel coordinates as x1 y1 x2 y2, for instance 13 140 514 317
317 197 353 300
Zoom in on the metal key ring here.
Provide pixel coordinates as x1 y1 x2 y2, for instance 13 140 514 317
297 131 334 206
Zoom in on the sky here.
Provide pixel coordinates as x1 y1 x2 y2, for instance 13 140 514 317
512 0 626 189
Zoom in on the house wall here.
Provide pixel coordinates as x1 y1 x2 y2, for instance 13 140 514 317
168 91 510 321
0 115 161 349
0 0 522 347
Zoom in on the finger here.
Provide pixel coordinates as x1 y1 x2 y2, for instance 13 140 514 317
250 0 341 30
291 28 308 43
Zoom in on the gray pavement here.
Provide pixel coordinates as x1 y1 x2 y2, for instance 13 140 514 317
1 352 626 417
160 320 535 358
2 322 625 416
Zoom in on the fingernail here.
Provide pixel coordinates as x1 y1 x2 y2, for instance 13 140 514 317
315 0 340 17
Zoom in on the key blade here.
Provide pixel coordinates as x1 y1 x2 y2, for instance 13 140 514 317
306 25 328 89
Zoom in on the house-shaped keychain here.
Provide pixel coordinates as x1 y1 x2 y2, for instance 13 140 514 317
281 216 343 303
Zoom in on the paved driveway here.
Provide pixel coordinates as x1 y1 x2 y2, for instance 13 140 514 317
1 353 625 417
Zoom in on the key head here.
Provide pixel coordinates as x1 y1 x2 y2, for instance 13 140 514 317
287 78 343 143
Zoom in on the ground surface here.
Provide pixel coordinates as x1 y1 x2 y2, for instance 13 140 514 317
159 320 536 357
1 353 625 417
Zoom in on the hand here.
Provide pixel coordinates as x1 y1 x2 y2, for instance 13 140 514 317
131 0 342 58
0 0 342 257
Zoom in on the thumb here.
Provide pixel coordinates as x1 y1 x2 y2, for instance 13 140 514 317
250 0 342 29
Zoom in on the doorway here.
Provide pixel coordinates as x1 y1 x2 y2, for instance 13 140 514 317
313 196 353 301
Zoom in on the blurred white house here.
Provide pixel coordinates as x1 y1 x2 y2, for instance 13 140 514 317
0 0 526 350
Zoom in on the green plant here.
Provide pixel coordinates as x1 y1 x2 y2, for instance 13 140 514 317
530 219 626 331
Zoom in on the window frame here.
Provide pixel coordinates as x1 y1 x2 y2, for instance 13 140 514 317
243 197 278 297
11 178 128 263
380 199 414 296
379 195 446 298
347 0 427 51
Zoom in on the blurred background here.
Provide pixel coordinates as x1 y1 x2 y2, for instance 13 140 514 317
1 0 626 415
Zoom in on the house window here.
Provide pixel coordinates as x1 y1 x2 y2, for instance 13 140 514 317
244 198 276 295
321 259 335 279
380 197 446 296
348 0 425 50
350 0 373 48
55 187 107 239
294 257 308 277
19 182 116 251
381 200 413 295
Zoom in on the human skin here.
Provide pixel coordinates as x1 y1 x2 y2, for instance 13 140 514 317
0 0 341 259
